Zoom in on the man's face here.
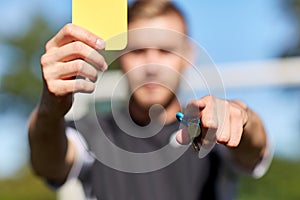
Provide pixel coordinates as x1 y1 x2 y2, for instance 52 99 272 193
120 13 189 110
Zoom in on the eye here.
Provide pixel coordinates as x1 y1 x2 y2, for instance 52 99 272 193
159 46 176 54
131 49 146 54
159 49 170 54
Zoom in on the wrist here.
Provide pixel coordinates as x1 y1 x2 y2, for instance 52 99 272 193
39 89 73 119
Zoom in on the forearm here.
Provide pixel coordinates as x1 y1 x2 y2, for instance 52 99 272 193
28 106 74 183
229 109 267 171
27 23 106 184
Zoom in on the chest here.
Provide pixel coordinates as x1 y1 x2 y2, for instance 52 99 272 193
90 149 214 200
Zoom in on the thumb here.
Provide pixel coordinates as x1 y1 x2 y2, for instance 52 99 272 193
175 128 191 145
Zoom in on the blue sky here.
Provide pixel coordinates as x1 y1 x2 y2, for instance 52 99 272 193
176 0 296 62
0 0 299 178
0 0 294 62
0 0 296 62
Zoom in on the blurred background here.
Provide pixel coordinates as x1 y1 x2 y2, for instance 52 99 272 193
0 0 299 199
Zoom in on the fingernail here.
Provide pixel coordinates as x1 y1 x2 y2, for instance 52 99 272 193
170 132 182 148
102 62 108 71
96 39 106 50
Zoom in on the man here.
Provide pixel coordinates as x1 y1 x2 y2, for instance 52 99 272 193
29 1 271 199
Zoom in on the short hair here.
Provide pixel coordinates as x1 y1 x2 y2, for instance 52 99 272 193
128 0 188 33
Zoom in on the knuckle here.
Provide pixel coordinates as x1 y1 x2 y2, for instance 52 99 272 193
224 101 231 113
42 69 51 82
47 82 58 94
186 99 199 110
186 100 195 108
76 80 94 93
72 41 84 52
86 81 95 92
224 100 230 108
90 69 98 82
72 42 86 57
74 60 85 72
75 79 85 91
63 23 74 36
204 95 215 102
203 118 218 129
40 54 49 66
47 80 73 97
232 107 243 118
236 109 243 117
45 41 52 51
40 55 56 82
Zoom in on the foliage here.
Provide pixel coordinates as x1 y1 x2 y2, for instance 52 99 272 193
0 3 300 199
238 158 300 200
0 166 56 200
0 17 56 114
0 16 122 115
0 158 299 200
282 0 300 56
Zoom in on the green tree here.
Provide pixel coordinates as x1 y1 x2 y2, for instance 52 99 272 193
0 16 56 115
0 15 58 199
0 15 121 115
282 0 300 136
283 0 300 56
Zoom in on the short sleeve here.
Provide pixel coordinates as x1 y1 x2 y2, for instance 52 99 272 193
65 127 95 181
46 127 94 190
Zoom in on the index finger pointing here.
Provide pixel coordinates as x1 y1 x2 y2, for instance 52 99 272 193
46 23 106 51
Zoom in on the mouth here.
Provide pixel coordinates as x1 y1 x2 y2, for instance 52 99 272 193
143 82 162 90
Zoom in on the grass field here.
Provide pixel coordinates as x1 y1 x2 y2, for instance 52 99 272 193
238 158 300 200
0 158 299 200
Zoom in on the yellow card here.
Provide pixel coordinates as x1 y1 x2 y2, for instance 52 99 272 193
72 0 128 50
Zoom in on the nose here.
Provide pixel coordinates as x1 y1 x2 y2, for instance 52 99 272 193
144 49 161 63
144 49 161 75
